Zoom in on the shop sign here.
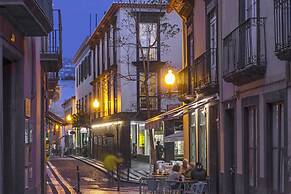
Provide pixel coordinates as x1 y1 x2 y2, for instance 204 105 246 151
24 98 31 118
139 132 145 147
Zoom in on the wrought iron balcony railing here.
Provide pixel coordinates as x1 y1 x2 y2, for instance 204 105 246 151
178 66 190 96
140 96 158 110
223 18 266 85
192 48 218 94
41 29 61 54
274 0 291 60
36 0 53 25
41 9 63 72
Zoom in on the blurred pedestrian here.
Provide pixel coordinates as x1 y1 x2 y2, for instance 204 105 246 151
103 153 123 186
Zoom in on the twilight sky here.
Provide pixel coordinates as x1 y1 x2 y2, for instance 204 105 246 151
53 0 113 59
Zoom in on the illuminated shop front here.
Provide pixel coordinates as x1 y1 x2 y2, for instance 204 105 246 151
130 121 151 159
146 107 184 161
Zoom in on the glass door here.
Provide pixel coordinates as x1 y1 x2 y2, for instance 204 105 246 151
271 103 285 194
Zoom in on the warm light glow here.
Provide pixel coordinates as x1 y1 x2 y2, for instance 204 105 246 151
91 121 123 129
93 99 100 109
55 124 60 130
165 70 176 86
66 114 72 122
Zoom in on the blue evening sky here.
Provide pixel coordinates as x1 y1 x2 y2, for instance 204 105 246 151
53 0 113 59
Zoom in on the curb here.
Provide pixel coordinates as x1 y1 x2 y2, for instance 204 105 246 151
69 155 141 184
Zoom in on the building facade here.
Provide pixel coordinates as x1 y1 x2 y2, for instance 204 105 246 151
168 0 219 193
73 37 93 155
62 96 77 154
219 0 291 194
0 0 62 194
77 2 183 164
168 0 291 194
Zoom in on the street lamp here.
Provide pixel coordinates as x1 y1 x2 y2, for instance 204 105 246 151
66 114 72 123
93 98 100 109
165 69 176 86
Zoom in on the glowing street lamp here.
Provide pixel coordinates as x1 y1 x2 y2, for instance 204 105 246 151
66 114 72 122
93 99 100 109
165 69 176 86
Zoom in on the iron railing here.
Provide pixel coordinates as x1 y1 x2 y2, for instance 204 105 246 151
35 0 53 25
223 18 266 76
47 72 59 80
139 96 158 110
41 9 62 56
192 49 218 91
178 66 190 95
274 0 291 54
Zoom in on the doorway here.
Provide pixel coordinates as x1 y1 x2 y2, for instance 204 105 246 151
3 58 12 194
224 108 236 194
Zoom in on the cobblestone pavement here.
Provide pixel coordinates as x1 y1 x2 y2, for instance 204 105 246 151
47 157 139 194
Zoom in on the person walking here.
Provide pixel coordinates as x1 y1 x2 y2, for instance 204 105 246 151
103 153 123 186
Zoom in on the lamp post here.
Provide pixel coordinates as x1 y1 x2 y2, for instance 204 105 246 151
91 98 100 158
66 114 72 123
165 69 176 86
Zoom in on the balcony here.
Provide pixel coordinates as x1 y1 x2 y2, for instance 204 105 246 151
41 9 62 72
223 18 267 86
192 49 218 95
178 66 195 103
274 0 291 61
47 72 59 90
0 0 53 36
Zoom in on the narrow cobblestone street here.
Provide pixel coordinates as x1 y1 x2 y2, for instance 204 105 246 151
47 157 139 194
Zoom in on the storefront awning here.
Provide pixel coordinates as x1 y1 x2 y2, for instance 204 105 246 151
145 94 219 130
164 131 184 142
145 105 186 129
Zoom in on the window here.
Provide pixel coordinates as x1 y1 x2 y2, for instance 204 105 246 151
88 54 91 76
198 109 207 169
97 44 100 76
24 119 32 189
187 16 194 65
138 23 158 61
271 103 285 193
85 95 88 113
246 106 258 188
113 72 118 113
190 111 196 162
102 37 105 71
139 72 158 110
209 12 217 83
89 93 92 114
107 31 110 67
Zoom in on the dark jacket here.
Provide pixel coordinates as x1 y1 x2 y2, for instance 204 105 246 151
190 167 206 181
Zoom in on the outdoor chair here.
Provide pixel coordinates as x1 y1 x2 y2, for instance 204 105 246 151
139 177 159 193
164 180 184 194
184 181 207 194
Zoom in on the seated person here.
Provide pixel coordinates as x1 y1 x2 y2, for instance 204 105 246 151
190 162 206 181
181 159 192 177
167 164 184 189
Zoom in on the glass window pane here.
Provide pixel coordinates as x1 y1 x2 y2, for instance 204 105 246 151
139 23 157 47
190 112 196 162
198 110 207 169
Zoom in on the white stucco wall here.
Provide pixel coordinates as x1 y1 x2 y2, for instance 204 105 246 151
75 47 94 108
115 7 183 113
